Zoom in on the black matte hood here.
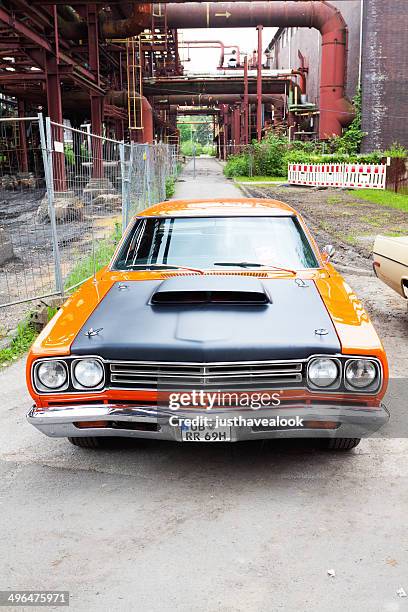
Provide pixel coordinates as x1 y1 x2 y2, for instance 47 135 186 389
71 276 341 361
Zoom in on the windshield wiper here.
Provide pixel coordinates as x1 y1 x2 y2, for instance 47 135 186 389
126 263 204 275
213 262 296 275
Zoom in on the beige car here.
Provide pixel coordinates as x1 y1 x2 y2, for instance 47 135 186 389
373 235 408 299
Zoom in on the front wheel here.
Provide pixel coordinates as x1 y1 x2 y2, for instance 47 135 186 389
68 436 102 449
322 438 361 451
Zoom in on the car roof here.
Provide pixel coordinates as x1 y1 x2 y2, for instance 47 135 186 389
138 198 298 218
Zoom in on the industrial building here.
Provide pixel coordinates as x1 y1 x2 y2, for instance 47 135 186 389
0 0 406 163
266 0 408 151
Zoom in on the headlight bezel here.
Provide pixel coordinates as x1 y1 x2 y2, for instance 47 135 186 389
306 355 382 394
71 358 105 391
33 358 69 393
32 356 106 394
344 358 381 392
307 357 342 390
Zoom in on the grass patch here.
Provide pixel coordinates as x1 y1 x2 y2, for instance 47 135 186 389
350 189 408 212
65 223 122 291
234 175 287 183
327 195 343 205
342 233 358 245
0 319 37 367
384 230 408 237
360 214 385 227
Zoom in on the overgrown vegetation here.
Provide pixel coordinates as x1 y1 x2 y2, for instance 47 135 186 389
180 142 216 157
165 176 176 199
224 91 407 179
224 136 407 179
64 222 122 290
0 319 38 367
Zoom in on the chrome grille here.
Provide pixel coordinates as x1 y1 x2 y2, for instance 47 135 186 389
109 361 304 390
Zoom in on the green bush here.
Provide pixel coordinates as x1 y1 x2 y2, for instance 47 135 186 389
0 319 37 367
64 144 75 166
165 177 175 199
224 153 251 177
181 142 203 157
201 144 217 156
382 142 408 159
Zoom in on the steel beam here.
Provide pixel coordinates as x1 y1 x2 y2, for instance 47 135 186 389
45 53 67 192
88 4 104 179
17 100 29 173
0 7 52 52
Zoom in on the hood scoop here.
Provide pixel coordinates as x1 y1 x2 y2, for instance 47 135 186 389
150 275 270 305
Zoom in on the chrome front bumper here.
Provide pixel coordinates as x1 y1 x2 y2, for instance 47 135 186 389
27 402 390 441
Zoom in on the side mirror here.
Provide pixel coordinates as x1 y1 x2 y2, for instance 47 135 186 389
322 245 335 262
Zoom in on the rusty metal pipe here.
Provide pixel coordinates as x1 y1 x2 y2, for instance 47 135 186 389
243 55 249 144
58 3 151 39
161 1 354 138
153 94 283 105
101 3 151 38
256 24 263 141
181 40 226 67
181 41 241 68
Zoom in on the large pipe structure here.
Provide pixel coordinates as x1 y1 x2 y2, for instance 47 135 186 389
152 94 283 105
58 3 151 39
180 40 241 68
159 0 355 138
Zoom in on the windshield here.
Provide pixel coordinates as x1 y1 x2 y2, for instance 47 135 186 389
113 216 319 271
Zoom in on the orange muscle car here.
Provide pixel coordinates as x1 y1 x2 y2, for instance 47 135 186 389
26 199 389 450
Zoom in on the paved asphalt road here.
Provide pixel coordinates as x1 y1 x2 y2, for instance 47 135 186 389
1 158 407 612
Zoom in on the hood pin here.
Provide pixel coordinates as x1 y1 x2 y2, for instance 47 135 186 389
315 328 329 336
85 327 103 338
118 283 128 291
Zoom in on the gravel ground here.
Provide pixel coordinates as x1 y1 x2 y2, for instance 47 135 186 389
241 182 408 378
240 183 408 269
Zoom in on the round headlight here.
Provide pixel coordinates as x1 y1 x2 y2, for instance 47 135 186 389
37 360 67 390
308 358 339 388
345 360 377 389
73 359 104 388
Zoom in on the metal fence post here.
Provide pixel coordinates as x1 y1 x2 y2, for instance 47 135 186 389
145 145 152 208
38 114 64 297
119 141 130 232
161 145 167 201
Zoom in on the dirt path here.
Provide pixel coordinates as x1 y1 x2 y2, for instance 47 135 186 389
174 157 242 199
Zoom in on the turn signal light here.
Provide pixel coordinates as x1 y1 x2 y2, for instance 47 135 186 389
74 421 107 429
304 420 339 430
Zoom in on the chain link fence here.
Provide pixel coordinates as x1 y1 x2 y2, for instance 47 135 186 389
0 116 56 318
0 116 176 327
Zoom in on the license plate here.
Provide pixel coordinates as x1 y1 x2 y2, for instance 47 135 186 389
181 424 231 442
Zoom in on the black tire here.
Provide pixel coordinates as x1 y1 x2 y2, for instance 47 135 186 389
68 436 102 449
323 438 361 451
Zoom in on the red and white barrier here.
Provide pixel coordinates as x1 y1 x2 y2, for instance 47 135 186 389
288 163 386 189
